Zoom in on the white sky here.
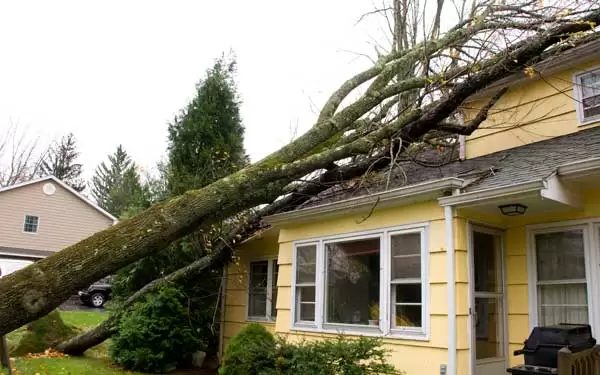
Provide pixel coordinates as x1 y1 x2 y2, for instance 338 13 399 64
0 1 391 180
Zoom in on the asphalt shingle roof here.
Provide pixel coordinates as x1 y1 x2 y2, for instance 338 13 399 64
301 126 600 208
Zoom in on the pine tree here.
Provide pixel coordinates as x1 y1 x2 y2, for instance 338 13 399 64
39 133 85 192
167 55 248 195
91 145 146 217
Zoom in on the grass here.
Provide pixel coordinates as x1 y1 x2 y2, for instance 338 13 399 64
0 311 146 375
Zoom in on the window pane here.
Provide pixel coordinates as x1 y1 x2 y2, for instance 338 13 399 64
296 286 316 322
249 293 267 317
296 245 316 283
249 261 269 291
475 297 504 360
536 230 585 281
584 105 600 119
297 286 315 302
326 238 380 325
392 256 420 279
394 284 421 303
473 232 501 293
391 233 421 256
394 305 422 328
391 233 421 279
299 303 315 321
539 284 588 325
581 72 600 98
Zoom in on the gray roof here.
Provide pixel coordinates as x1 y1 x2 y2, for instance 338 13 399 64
301 126 600 208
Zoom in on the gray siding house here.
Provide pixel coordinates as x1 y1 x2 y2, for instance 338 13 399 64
0 176 116 276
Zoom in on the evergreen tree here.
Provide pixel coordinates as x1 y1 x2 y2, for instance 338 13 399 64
167 55 248 195
91 145 146 217
39 133 85 192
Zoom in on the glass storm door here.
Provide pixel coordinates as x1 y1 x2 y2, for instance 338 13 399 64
471 229 507 375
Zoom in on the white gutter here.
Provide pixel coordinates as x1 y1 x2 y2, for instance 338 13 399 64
557 157 600 179
265 177 465 226
444 206 456 375
438 180 544 207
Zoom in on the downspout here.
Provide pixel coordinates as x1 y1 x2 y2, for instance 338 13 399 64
445 205 456 375
218 265 228 362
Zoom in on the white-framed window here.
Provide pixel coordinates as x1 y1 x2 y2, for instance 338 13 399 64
247 259 278 321
529 225 593 328
574 67 600 125
23 215 39 233
291 224 429 339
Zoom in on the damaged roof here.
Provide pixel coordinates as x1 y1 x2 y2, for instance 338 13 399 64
299 126 600 209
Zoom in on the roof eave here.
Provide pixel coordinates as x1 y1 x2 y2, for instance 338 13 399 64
557 157 600 180
264 177 465 227
438 180 545 207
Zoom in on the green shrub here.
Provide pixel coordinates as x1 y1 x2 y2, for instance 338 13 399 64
220 324 399 375
110 285 202 373
11 310 75 356
276 336 399 375
219 323 277 375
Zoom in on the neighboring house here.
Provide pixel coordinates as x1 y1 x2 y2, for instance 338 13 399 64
220 39 600 375
0 176 116 276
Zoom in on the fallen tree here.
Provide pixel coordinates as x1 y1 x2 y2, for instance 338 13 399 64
57 150 397 354
1 2 599 336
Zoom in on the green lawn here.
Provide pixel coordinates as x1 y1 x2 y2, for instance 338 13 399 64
1 310 145 375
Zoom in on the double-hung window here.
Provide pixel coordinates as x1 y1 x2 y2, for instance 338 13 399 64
533 229 589 326
575 68 600 124
23 215 39 233
247 259 279 321
292 225 428 338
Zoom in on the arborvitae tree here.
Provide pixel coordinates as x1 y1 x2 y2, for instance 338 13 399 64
167 55 248 195
39 133 85 192
91 145 146 217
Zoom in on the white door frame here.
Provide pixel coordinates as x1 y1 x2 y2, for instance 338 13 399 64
467 223 509 375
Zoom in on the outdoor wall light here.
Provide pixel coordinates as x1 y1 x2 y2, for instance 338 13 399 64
499 203 527 216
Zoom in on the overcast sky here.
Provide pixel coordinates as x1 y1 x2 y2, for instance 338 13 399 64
0 1 390 180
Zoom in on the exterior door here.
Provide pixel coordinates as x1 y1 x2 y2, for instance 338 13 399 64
470 227 507 375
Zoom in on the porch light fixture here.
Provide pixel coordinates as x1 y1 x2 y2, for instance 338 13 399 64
498 203 527 216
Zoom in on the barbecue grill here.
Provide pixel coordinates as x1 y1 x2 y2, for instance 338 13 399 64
507 324 596 375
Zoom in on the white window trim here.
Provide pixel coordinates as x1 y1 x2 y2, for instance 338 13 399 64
526 221 599 335
246 258 278 322
22 215 40 234
290 223 430 341
573 66 600 126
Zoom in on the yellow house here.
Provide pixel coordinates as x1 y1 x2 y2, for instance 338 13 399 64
220 39 600 375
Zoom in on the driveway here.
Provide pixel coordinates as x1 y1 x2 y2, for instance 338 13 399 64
59 295 105 313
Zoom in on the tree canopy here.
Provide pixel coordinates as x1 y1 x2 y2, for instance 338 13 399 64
167 55 248 195
39 133 85 192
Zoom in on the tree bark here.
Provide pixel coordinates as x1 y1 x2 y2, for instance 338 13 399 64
56 152 395 355
0 9 599 336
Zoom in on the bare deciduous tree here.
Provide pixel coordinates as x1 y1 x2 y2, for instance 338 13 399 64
0 123 47 187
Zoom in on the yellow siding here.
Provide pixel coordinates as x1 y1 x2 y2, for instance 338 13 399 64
223 202 452 375
465 58 600 159
222 187 600 374
223 229 280 341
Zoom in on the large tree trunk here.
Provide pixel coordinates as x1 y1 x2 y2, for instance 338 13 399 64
57 153 395 355
0 8 598 336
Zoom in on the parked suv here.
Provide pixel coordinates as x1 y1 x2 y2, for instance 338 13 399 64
78 275 114 307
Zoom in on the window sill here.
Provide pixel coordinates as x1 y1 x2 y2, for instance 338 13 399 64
290 324 429 342
246 317 276 324
578 117 600 127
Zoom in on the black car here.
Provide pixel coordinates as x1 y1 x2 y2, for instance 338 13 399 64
78 276 114 307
